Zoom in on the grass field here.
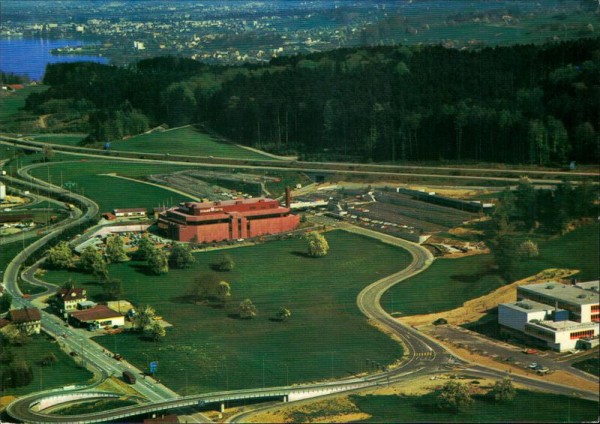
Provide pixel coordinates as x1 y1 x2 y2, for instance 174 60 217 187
108 126 275 160
349 390 599 423
31 134 86 146
512 223 599 282
29 161 196 212
42 230 412 394
382 223 599 316
572 355 599 377
0 85 47 126
48 399 139 416
0 238 40 274
0 333 93 396
382 254 504 316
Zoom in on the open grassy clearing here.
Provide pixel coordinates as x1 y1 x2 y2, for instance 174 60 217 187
572 355 599 377
30 134 86 146
108 126 275 160
29 161 196 212
349 389 599 423
42 230 411 394
47 399 140 416
0 333 94 396
0 86 47 126
0 238 41 273
382 255 504 316
382 223 599 317
511 223 599 282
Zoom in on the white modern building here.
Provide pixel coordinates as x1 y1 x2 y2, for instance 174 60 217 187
499 280 599 351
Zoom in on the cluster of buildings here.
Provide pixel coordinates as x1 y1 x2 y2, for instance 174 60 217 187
499 280 599 352
55 287 125 330
157 196 299 243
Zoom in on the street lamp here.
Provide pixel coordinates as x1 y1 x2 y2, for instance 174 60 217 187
179 368 188 395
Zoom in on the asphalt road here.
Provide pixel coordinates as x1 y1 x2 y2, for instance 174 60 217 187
2 137 597 189
3 147 598 423
3 134 599 178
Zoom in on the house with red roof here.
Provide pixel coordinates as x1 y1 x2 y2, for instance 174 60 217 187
70 305 124 330
56 287 88 316
7 307 42 334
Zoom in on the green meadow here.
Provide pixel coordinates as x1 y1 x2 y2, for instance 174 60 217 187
382 223 599 316
348 390 599 423
42 230 412 394
29 161 196 212
108 126 275 160
0 333 94 396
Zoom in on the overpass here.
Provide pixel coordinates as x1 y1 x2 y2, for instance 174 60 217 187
9 375 408 423
3 141 598 423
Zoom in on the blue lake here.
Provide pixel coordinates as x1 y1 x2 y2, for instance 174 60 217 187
0 38 109 81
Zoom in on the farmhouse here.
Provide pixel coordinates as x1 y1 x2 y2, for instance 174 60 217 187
56 287 87 315
157 197 299 243
70 305 125 329
499 280 599 351
7 307 42 335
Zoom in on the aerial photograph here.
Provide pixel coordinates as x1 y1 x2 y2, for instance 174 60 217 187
0 0 598 423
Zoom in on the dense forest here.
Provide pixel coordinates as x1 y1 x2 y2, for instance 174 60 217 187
25 38 599 164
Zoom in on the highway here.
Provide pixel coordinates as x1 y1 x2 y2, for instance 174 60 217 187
1 171 189 421
2 144 598 423
2 136 598 189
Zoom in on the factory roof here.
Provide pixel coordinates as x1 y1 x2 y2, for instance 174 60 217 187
575 280 600 292
500 300 551 313
527 319 598 332
518 282 599 306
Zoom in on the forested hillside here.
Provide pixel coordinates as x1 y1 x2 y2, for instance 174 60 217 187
25 38 599 164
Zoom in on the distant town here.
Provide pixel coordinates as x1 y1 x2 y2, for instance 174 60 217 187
1 0 596 66
0 1 598 423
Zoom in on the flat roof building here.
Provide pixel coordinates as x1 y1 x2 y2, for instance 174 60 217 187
113 208 147 218
158 197 299 243
499 281 599 352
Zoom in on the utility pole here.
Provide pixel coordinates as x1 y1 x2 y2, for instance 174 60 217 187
330 351 334 379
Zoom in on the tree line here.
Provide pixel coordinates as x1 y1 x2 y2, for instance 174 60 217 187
490 178 598 281
24 38 599 164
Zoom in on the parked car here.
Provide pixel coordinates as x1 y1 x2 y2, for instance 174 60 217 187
523 348 538 354
528 362 538 369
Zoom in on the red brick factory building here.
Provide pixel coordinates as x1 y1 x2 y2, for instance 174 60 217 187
157 193 299 243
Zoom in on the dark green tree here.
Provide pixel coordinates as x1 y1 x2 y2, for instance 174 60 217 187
105 235 129 263
491 377 516 402
46 241 76 269
0 292 13 313
214 254 235 271
147 248 169 275
169 243 195 269
437 380 473 411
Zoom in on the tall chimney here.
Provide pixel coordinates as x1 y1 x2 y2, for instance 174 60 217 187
285 186 291 208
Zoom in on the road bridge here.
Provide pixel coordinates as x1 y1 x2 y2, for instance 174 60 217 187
3 143 598 423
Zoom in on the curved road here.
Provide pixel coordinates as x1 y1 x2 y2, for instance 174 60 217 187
4 150 598 423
